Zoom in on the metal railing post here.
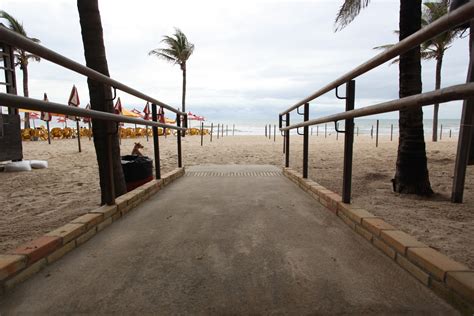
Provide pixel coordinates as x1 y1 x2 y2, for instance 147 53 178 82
151 103 161 179
342 80 355 203
285 113 290 168
177 113 182 168
452 20 474 203
303 103 310 178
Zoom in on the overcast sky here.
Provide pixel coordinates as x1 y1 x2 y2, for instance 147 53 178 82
2 0 470 125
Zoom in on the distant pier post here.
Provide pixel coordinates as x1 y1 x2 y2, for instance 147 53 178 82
390 124 393 141
376 119 379 147
210 123 213 142
217 123 220 139
440 124 443 140
325 124 327 138
265 125 267 137
200 122 204 146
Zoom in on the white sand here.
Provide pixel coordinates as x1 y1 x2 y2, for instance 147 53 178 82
0 134 472 268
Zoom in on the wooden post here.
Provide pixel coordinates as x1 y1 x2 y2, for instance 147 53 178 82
265 125 267 137
210 123 213 142
221 124 224 138
336 123 339 141
357 126 359 136
325 124 327 138
274 125 276 142
390 124 393 141
440 124 443 140
46 121 51 144
233 124 235 136
217 124 220 139
76 120 82 152
449 129 452 138
376 119 379 147
226 125 228 136
200 122 204 146
371 125 373 139
88 121 92 141
317 125 319 136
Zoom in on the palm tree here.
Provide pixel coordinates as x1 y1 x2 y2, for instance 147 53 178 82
336 0 433 195
77 0 127 204
374 1 460 142
0 10 40 129
149 29 194 130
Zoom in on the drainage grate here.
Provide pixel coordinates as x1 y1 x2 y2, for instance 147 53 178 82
185 171 282 177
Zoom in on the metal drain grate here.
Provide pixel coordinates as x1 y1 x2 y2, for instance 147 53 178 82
185 171 282 177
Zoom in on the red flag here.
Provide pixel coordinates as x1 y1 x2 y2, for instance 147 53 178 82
143 102 151 120
41 93 52 122
114 97 123 114
67 85 80 120
114 98 124 126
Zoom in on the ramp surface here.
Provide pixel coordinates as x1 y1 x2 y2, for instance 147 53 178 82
0 165 456 314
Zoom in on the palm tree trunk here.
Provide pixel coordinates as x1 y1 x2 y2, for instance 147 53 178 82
22 65 30 129
182 63 187 136
393 0 433 195
432 54 443 142
77 0 127 204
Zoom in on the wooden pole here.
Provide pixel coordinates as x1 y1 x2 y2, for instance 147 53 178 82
357 126 359 136
217 124 220 139
371 125 373 139
210 123 213 142
145 126 149 142
226 125 228 136
376 119 379 147
440 124 443 140
316 125 319 136
200 122 204 146
233 124 235 136
76 120 81 152
325 123 327 138
265 125 267 137
221 124 224 138
390 124 393 141
88 121 92 141
274 125 276 142
46 121 51 144
449 129 452 138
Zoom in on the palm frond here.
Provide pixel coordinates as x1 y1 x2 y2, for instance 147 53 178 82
334 0 371 32
148 28 194 67
0 10 26 36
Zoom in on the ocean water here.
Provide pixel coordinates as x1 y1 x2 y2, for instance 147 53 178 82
190 119 461 137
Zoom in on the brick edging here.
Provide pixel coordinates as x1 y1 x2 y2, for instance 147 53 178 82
282 167 474 314
0 167 185 295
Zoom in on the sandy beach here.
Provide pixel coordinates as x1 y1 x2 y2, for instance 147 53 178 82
0 133 472 269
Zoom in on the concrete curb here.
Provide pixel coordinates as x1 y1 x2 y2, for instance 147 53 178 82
0 167 185 295
282 167 474 314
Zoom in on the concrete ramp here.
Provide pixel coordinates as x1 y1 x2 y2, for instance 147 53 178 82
0 165 456 314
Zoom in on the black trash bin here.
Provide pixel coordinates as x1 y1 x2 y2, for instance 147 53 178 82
121 155 153 191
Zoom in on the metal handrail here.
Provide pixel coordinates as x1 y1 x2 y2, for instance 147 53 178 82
281 83 474 131
279 1 474 116
0 93 186 131
0 26 185 115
